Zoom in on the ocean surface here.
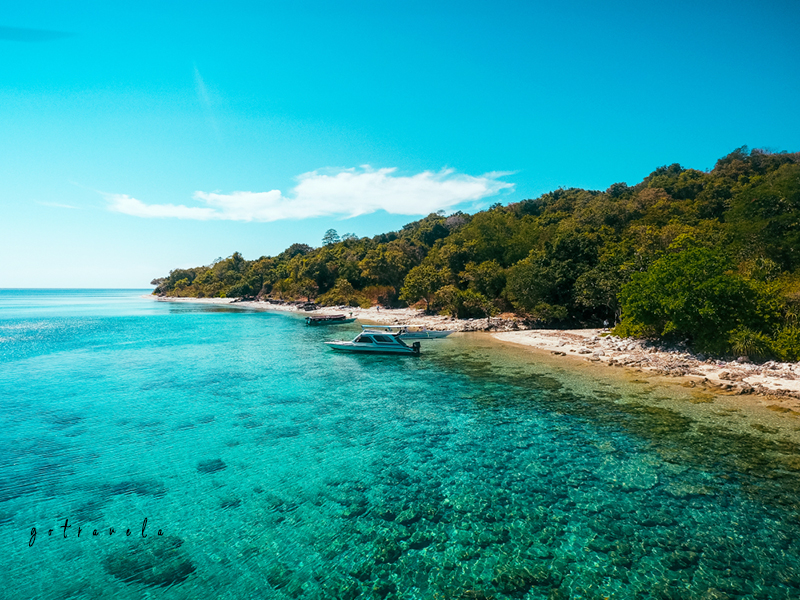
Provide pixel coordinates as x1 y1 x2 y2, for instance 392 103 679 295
3 289 800 599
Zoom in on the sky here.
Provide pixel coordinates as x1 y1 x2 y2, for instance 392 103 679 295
1 0 799 288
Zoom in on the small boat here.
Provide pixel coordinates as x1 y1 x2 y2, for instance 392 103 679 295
360 324 455 339
305 314 357 325
325 331 421 355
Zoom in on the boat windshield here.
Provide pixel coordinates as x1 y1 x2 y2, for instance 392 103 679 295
353 335 373 344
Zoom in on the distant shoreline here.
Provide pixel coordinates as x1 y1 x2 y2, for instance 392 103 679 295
150 295 800 408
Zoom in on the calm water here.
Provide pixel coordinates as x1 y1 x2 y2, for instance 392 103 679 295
3 290 800 599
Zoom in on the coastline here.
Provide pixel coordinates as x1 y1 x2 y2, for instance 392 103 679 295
150 295 507 331
492 329 800 403
150 295 800 410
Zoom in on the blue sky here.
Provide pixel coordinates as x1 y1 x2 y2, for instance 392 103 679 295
2 0 799 287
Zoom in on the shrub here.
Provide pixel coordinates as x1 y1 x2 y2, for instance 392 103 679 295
361 285 396 307
773 327 800 362
317 279 365 307
618 247 780 354
728 327 774 360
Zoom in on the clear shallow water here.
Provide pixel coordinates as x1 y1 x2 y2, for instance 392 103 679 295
3 290 800 599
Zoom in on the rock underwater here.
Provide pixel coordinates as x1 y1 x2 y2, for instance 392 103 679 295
104 535 196 588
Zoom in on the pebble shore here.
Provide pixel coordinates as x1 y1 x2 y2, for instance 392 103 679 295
494 329 800 403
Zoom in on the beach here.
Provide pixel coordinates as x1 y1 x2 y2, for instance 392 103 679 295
154 295 800 407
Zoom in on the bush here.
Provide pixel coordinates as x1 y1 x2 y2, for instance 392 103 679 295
728 327 774 360
618 247 780 354
431 286 497 319
774 327 800 362
317 279 365 307
432 284 462 317
612 319 655 339
528 302 569 323
361 285 396 307
460 289 498 319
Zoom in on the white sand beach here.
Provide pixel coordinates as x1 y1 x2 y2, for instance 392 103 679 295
151 296 800 411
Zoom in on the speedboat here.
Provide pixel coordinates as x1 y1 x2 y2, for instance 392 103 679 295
325 331 421 355
306 314 357 325
360 324 455 339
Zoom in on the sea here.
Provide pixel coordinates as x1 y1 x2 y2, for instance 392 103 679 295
2 289 800 599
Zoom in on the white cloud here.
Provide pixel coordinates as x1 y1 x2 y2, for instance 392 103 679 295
106 194 218 220
106 166 514 222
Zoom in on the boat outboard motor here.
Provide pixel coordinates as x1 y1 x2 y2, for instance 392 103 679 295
412 342 421 354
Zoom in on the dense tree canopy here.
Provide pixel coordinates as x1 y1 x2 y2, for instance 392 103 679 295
616 246 781 354
153 147 800 359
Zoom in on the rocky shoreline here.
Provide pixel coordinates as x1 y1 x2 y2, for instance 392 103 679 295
493 329 800 403
152 296 800 404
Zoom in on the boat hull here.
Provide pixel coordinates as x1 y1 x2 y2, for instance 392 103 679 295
306 317 357 325
324 342 419 355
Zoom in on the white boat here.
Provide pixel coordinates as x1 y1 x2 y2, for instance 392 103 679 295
360 324 455 339
325 331 421 355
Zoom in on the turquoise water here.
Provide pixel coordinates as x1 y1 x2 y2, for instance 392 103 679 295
3 289 800 599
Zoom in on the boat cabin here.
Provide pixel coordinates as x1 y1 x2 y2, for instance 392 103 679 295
324 329 421 354
353 332 404 345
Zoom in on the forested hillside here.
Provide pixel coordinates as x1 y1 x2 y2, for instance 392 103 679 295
152 147 800 359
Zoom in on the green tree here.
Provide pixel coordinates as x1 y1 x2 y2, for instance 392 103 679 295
322 229 341 245
273 278 292 300
506 232 599 318
400 264 448 310
359 240 420 294
574 251 631 322
460 260 506 298
618 247 780 353
297 278 319 301
432 284 462 317
318 278 364 306
727 163 800 270
460 289 499 319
